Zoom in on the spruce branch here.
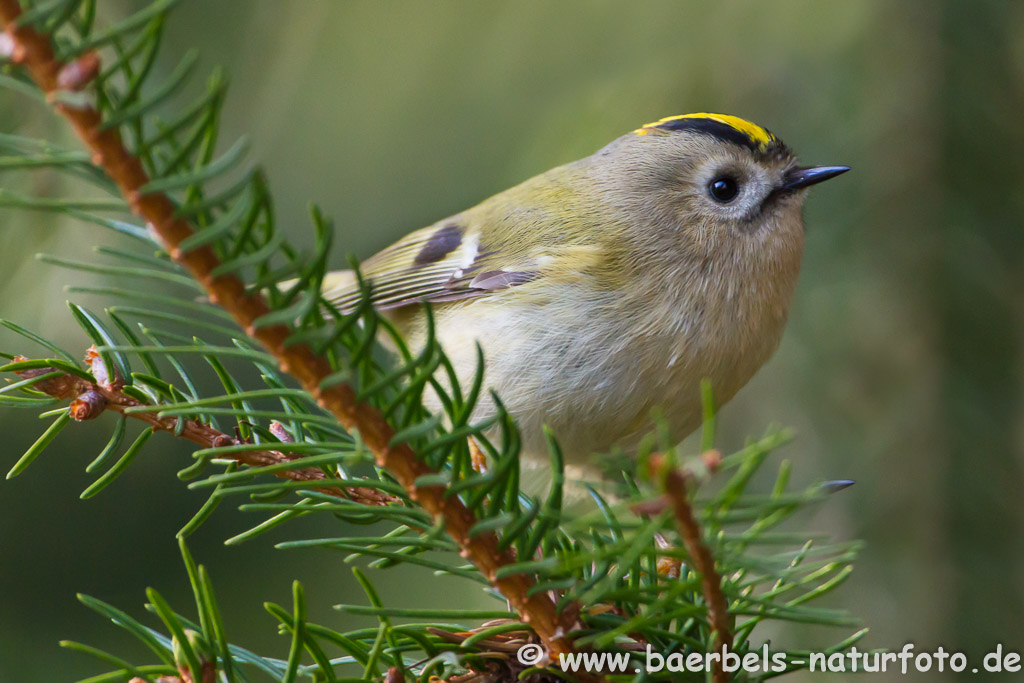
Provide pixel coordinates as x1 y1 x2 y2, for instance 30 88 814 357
0 0 578 663
647 453 732 683
8 352 396 505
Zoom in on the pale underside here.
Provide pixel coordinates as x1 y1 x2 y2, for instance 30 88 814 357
324 256 793 474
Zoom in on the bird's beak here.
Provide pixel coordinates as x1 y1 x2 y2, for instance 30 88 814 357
782 165 850 191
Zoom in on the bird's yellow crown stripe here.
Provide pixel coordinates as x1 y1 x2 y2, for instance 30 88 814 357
635 113 777 149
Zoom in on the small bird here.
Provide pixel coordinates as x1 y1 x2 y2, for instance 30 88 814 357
322 113 848 476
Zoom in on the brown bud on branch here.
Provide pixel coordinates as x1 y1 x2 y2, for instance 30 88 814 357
56 51 99 91
69 389 106 420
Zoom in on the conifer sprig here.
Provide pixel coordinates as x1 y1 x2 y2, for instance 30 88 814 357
5 350 398 505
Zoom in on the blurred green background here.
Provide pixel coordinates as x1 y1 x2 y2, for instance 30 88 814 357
2 1 1023 680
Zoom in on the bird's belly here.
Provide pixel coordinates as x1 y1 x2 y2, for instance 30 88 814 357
415 295 783 470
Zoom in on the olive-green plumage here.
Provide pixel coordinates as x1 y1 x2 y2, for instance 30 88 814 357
322 114 848 477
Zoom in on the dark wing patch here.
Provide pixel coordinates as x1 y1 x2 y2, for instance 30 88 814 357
413 223 462 265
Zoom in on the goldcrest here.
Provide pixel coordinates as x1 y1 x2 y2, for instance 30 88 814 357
322 113 848 471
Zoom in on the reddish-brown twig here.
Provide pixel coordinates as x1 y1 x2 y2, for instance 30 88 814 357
648 454 733 683
0 1 577 661
9 353 397 505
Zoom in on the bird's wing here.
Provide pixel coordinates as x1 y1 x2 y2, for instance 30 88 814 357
322 220 538 313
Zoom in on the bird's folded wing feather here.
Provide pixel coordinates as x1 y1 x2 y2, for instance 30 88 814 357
322 220 538 313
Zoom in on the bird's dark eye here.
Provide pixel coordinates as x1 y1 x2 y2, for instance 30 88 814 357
708 176 740 203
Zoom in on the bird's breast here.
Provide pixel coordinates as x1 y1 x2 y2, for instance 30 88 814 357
410 246 800 469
